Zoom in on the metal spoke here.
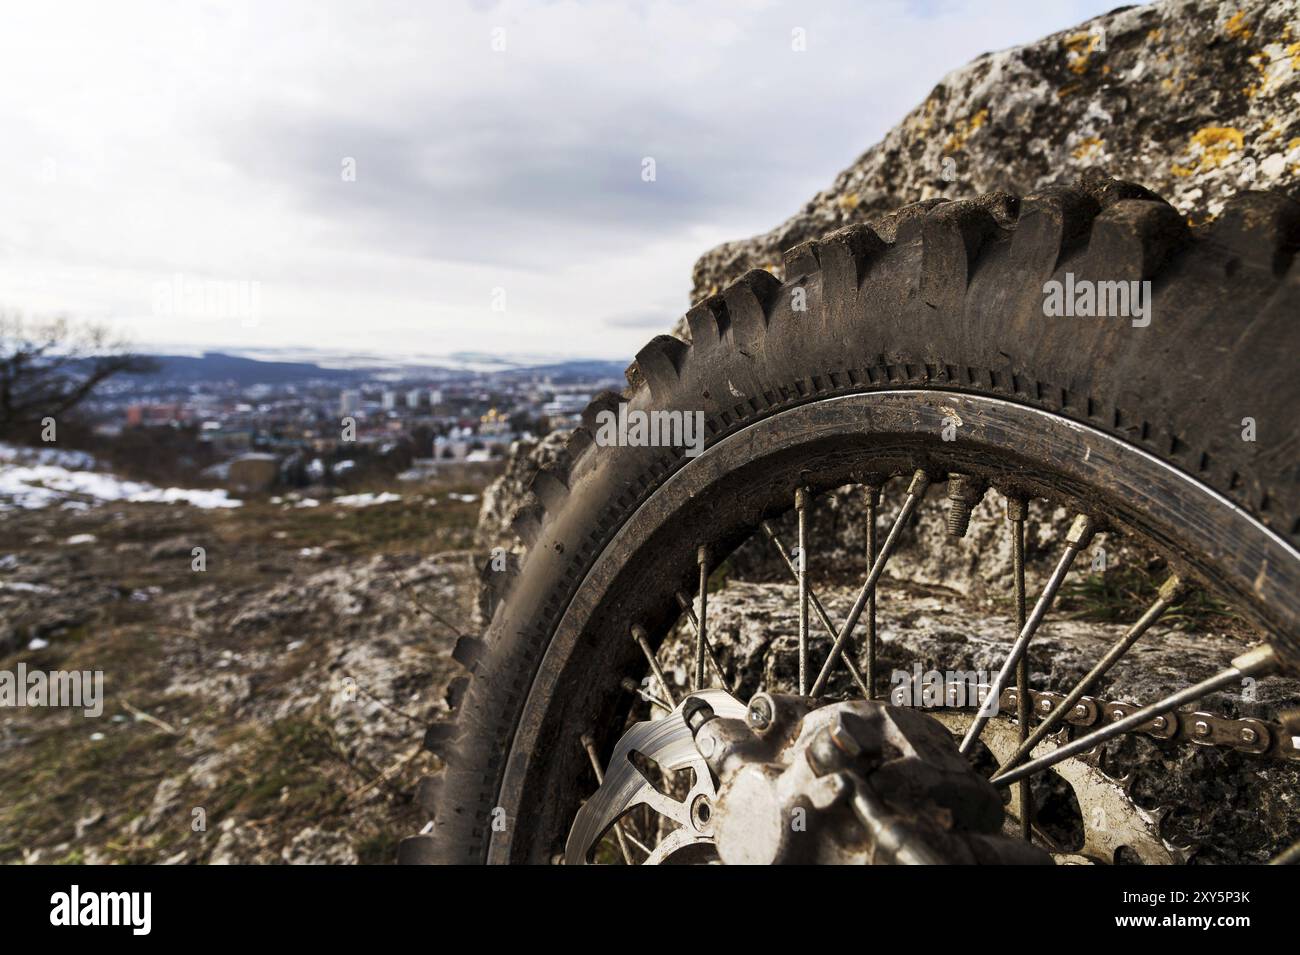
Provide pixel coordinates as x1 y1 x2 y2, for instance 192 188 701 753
621 829 654 857
809 470 931 696
620 677 671 714
631 624 678 708
993 645 1279 788
993 574 1185 778
695 546 709 692
797 487 811 696
674 591 733 694
581 733 634 864
1270 837 1300 865
759 521 871 700
864 482 882 699
1006 494 1031 841
958 513 1096 755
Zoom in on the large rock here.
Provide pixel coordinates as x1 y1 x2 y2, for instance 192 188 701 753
684 0 1300 310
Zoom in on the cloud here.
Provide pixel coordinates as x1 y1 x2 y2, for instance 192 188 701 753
0 0 1122 360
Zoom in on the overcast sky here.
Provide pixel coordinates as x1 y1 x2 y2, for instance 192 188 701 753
0 0 1119 364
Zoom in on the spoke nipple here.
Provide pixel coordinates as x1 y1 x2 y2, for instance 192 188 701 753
1157 574 1186 603
1231 644 1279 678
580 732 596 750
795 486 812 510
1003 492 1029 522
863 481 883 507
944 475 986 539
906 469 931 496
1066 514 1098 548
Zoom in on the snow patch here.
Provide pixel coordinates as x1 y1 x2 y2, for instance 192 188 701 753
333 492 402 508
0 442 241 511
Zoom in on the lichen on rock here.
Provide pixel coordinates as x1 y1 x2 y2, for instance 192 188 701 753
682 0 1300 316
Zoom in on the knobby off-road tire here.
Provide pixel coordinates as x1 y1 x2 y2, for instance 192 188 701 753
401 173 1300 864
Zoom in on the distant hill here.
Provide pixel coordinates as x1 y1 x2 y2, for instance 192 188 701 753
136 351 626 386
146 352 359 385
500 359 626 383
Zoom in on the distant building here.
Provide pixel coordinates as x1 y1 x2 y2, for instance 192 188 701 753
480 407 509 436
125 403 186 427
542 393 591 416
429 388 443 407
382 390 398 411
406 388 423 410
339 390 361 416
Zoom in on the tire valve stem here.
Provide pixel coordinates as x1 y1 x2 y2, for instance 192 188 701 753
945 475 988 539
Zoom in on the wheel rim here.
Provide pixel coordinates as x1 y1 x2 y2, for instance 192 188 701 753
487 390 1300 863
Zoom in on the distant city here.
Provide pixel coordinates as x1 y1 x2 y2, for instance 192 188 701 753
76 351 627 491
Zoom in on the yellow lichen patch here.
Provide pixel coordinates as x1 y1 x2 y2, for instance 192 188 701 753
1071 136 1104 160
1063 31 1101 75
1243 43 1297 98
1243 49 1268 97
1172 126 1245 176
910 95 942 137
836 192 860 213
941 108 990 153
1257 118 1281 144
1225 10 1252 41
1147 28 1163 43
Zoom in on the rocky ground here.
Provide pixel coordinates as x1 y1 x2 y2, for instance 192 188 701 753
0 481 481 864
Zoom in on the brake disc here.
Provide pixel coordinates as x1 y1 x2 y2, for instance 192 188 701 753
565 688 746 865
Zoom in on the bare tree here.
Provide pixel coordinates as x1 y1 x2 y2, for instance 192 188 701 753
0 315 156 438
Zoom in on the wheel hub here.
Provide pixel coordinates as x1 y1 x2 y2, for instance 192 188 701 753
567 690 1054 865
